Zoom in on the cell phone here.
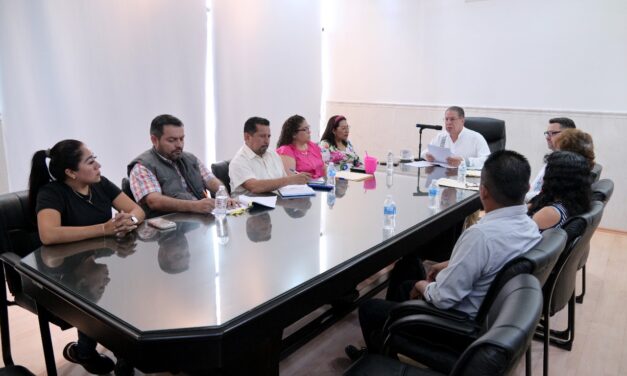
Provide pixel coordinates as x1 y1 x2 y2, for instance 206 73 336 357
147 218 177 230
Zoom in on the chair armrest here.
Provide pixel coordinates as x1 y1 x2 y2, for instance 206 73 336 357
0 252 22 267
388 314 477 338
387 299 469 324
381 314 479 373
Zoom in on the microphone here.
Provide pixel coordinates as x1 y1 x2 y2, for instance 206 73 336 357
416 123 443 131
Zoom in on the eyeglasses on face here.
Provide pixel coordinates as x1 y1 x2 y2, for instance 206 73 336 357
297 127 311 133
544 130 562 137
337 125 350 131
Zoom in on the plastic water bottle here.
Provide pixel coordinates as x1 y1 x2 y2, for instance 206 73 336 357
216 216 229 245
327 162 337 186
387 151 394 173
214 185 228 217
386 172 394 188
428 180 439 209
383 194 397 230
327 188 336 209
457 159 467 184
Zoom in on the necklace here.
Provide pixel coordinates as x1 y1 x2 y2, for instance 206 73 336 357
72 187 93 205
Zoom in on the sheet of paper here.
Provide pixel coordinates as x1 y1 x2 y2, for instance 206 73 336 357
335 170 373 181
238 195 277 208
405 160 433 168
278 184 316 197
428 145 454 165
437 178 480 191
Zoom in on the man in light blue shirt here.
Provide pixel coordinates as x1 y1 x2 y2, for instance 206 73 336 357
348 150 541 358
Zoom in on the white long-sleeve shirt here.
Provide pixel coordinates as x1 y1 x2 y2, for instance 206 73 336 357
421 127 491 169
423 205 541 319
525 163 546 203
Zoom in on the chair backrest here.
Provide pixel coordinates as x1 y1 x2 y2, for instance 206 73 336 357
591 178 614 204
0 191 40 258
590 163 602 183
0 190 41 296
547 201 604 315
211 160 231 194
463 117 506 153
451 274 543 376
121 177 135 202
474 228 567 324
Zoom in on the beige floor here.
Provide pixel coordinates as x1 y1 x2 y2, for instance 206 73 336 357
1 230 625 375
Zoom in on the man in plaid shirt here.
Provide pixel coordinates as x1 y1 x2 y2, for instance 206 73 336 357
128 114 233 217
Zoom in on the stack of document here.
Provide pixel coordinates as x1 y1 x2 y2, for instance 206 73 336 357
278 185 316 198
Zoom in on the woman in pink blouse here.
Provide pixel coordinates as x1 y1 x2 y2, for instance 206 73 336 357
276 115 326 179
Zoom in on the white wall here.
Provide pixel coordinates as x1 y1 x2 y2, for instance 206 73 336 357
0 0 207 191
325 0 627 111
323 0 627 231
211 0 322 160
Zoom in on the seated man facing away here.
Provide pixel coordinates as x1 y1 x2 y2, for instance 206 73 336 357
421 106 491 169
128 114 232 218
347 150 542 359
229 116 309 196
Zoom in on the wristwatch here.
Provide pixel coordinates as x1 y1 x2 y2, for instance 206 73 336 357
130 216 139 225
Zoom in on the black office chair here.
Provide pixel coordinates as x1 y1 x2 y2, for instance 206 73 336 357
345 274 543 376
574 178 613 304
381 229 566 376
0 190 65 375
590 163 602 183
211 160 231 195
463 117 506 153
121 177 135 202
591 178 614 204
0 265 36 376
536 201 605 363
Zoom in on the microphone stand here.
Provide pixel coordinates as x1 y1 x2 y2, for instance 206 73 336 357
418 128 425 162
413 166 428 197
414 128 427 197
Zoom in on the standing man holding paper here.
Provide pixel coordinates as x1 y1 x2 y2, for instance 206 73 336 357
421 106 491 169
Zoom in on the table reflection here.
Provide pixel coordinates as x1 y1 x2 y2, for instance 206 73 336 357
247 211 272 242
280 197 313 218
157 221 199 274
20 165 479 331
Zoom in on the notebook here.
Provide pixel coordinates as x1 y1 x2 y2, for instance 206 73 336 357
278 185 316 198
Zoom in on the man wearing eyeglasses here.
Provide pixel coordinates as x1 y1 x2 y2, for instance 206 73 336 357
526 117 577 202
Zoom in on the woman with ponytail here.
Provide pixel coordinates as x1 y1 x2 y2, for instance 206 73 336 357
28 139 144 374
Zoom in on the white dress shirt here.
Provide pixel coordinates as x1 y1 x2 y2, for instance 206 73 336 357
229 145 286 196
421 127 491 169
423 205 541 319
525 163 546 203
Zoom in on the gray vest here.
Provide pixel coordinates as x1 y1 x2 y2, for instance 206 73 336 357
128 149 206 218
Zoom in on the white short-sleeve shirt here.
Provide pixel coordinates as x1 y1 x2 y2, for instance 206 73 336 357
229 145 287 196
421 127 491 169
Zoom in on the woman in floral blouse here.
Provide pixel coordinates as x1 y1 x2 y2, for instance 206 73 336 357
319 115 361 170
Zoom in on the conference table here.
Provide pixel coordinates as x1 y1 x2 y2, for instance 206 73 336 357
9 165 481 375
